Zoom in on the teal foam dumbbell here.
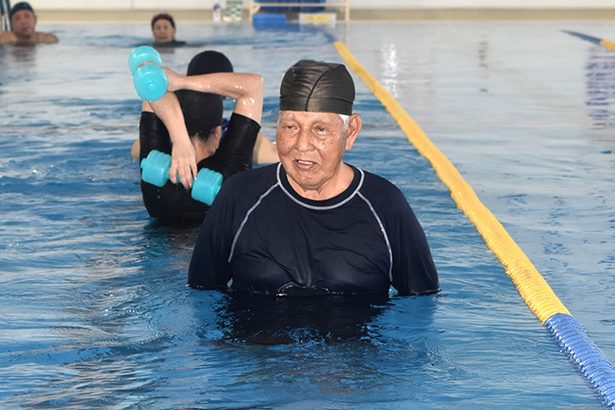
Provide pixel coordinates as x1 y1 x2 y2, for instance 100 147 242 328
140 149 171 188
191 168 223 205
140 150 223 206
128 45 168 101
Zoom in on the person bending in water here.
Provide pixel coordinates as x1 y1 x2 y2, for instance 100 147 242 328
136 50 273 223
0 2 58 45
131 52 277 165
188 60 440 298
149 13 186 48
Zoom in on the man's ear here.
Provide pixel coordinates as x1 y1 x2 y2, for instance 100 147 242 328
344 113 362 151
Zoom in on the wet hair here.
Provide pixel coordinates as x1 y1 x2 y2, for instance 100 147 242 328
151 13 176 29
280 60 355 116
10 2 34 19
175 51 234 141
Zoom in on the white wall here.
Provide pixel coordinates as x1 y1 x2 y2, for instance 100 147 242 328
27 0 615 9
351 0 615 8
30 0 212 10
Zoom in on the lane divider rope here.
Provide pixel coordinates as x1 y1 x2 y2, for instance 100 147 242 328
333 40 615 408
563 30 615 52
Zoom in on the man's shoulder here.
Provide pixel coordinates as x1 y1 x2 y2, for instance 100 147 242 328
213 164 279 213
0 32 58 45
356 167 411 212
360 168 404 196
222 163 278 193
0 31 17 43
34 32 59 44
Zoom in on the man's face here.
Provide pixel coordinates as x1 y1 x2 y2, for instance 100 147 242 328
152 19 176 43
276 110 358 195
11 10 36 39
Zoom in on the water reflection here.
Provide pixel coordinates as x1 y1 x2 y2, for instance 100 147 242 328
585 46 615 129
477 38 489 93
380 42 399 98
183 293 442 408
0 42 38 58
201 292 439 349
0 43 38 83
211 294 390 345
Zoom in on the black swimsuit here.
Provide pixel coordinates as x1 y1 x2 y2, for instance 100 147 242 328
138 111 260 222
152 40 187 48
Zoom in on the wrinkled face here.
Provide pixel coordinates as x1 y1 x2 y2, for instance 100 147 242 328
152 19 176 43
276 110 358 195
11 10 36 38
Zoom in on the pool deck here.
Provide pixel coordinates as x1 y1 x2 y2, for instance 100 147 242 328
33 8 615 23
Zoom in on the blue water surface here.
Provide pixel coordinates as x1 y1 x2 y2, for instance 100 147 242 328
0 20 612 409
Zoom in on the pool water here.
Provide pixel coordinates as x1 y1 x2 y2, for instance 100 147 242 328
0 20 613 408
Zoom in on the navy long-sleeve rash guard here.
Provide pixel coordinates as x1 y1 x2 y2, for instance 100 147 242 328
188 163 439 298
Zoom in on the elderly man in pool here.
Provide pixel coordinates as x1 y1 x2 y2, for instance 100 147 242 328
187 59 439 299
0 2 58 45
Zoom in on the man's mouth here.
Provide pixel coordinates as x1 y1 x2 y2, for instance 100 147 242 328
295 159 317 169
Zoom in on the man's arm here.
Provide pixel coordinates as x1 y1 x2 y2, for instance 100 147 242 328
188 181 237 290
387 190 440 295
147 93 197 189
0 31 17 44
165 69 263 125
35 32 58 44
160 68 264 184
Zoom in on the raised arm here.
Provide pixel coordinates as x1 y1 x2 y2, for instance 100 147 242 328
140 68 264 188
165 69 263 125
388 193 440 296
147 92 197 189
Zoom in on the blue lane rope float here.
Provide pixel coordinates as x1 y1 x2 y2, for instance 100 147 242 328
334 40 615 408
546 314 615 408
563 30 615 52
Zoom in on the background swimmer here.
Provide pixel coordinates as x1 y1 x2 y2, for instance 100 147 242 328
0 2 58 45
150 13 186 48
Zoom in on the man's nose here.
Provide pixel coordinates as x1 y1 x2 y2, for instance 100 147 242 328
294 128 313 151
